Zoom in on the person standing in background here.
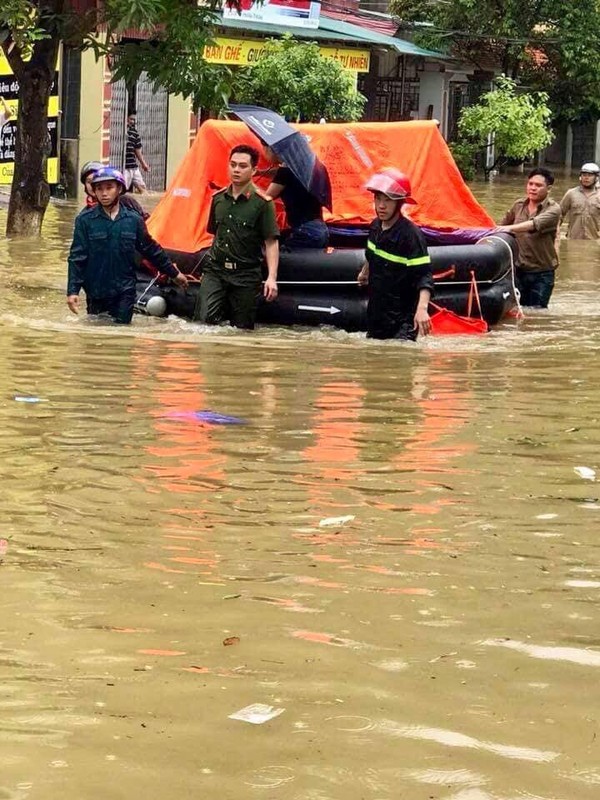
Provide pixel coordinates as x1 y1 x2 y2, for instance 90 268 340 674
560 162 600 239
124 112 149 193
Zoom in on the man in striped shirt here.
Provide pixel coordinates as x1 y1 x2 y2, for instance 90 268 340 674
124 112 149 193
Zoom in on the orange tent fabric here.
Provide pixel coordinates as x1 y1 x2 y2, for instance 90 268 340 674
148 119 493 253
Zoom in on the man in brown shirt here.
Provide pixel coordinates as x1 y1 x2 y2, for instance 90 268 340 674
497 168 561 308
560 162 600 239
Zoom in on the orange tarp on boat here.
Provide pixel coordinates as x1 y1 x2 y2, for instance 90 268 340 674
148 119 494 253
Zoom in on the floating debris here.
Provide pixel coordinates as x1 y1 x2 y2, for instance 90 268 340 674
574 466 596 481
14 396 47 403
165 410 246 425
229 704 285 724
319 515 355 527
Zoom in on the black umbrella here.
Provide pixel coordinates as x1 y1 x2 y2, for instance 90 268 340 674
229 104 332 210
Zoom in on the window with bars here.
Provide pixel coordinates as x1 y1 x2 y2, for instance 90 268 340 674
60 46 81 140
358 75 420 122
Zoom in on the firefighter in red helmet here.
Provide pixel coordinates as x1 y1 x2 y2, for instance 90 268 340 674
357 168 434 340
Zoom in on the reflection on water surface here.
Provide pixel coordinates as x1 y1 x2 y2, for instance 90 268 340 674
0 176 599 800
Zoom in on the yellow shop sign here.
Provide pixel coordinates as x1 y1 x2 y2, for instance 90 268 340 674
0 52 59 185
204 37 370 72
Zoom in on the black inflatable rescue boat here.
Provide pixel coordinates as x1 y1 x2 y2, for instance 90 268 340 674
136 233 518 331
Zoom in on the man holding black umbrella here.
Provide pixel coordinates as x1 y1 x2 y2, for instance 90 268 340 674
263 146 329 249
229 105 333 249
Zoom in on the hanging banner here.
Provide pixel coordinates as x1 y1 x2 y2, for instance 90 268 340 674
223 0 321 30
204 36 370 72
0 52 59 185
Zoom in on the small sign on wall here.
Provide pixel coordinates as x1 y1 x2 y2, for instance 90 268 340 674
223 0 321 30
0 52 59 185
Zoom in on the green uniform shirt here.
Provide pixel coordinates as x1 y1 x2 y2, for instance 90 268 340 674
208 183 279 268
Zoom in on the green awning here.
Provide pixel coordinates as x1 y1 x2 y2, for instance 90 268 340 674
218 15 444 59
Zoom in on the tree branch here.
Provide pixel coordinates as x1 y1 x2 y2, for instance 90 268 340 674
30 32 60 75
1 39 26 78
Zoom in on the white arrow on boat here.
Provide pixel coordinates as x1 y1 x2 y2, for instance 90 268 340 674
298 304 341 315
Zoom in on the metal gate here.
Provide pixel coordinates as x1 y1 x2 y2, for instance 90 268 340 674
108 76 128 171
571 122 596 168
108 71 168 191
136 72 168 191
447 79 493 142
447 82 469 142
358 75 420 121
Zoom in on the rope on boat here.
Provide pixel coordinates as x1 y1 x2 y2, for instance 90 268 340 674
476 234 524 320
136 274 159 306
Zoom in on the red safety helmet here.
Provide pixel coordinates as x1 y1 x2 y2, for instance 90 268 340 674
365 168 416 204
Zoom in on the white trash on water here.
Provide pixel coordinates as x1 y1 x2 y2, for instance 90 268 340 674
574 466 596 481
319 515 355 527
14 396 47 403
228 704 285 725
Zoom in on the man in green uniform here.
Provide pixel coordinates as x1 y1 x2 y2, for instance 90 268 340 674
196 144 279 329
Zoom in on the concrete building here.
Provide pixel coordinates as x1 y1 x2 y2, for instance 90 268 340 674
58 1 456 198
60 43 194 199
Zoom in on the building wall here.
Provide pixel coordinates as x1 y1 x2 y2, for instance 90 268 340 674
418 70 446 130
167 96 194 184
569 122 597 170
71 47 193 197
76 48 105 200
543 124 568 167
323 0 360 10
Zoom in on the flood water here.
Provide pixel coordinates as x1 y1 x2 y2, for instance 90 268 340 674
1 175 599 800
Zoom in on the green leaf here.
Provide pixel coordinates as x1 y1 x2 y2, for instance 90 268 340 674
231 36 365 122
456 77 553 165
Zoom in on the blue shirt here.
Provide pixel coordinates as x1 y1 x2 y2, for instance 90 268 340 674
67 204 176 298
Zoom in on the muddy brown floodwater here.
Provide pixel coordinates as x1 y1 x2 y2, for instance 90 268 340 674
0 175 599 800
